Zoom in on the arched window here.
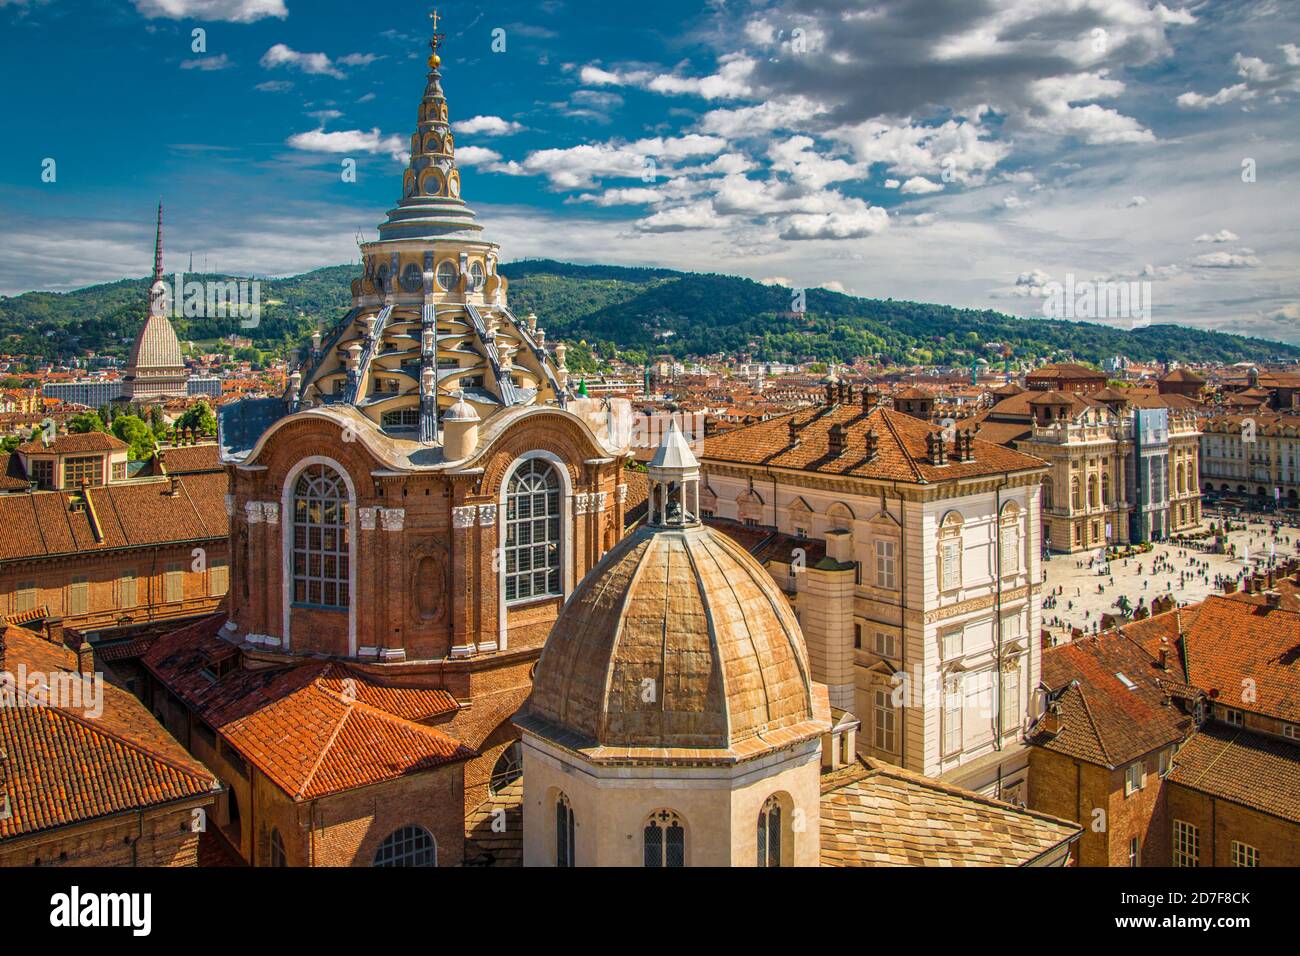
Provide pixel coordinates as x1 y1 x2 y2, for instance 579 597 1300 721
1041 477 1053 511
938 511 964 592
269 828 287 867
757 796 782 867
1087 475 1099 508
292 464 350 609
504 459 561 603
373 825 437 867
1101 472 1111 505
1070 477 1082 511
556 793 575 868
643 810 685 868
489 741 522 795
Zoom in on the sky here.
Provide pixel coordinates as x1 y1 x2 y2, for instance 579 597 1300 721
0 0 1298 344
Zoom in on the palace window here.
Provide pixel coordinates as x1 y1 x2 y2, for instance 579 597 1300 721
489 742 522 795
67 576 89 616
119 572 137 609
269 829 287 867
381 408 420 430
1000 523 1020 573
938 512 963 591
1172 820 1198 867
874 539 897 590
292 464 351 609
873 689 897 753
435 259 458 291
1231 841 1258 868
373 825 437 867
209 561 229 598
873 629 897 659
1001 664 1020 733
941 627 963 661
1101 472 1111 505
556 794 576 868
942 680 963 756
1041 478 1054 510
1070 477 1082 511
756 796 782 868
643 810 685 868
14 582 36 614
504 460 561 603
164 563 184 604
64 455 103 488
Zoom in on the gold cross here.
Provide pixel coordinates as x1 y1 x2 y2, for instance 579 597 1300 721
429 7 440 32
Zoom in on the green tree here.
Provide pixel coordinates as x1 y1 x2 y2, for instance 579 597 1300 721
111 414 157 461
67 411 106 434
175 400 217 436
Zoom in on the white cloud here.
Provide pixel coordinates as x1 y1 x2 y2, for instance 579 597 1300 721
338 53 382 67
456 146 504 167
454 115 526 136
286 127 407 163
634 202 724 233
580 54 755 101
778 198 889 241
1189 251 1261 269
1178 46 1300 109
132 0 286 22
1124 195 1149 208
181 54 232 71
828 117 1009 184
261 44 344 79
1195 230 1240 243
571 188 666 207
900 176 943 195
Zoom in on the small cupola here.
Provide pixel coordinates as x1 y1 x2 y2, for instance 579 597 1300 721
441 391 480 461
647 420 701 528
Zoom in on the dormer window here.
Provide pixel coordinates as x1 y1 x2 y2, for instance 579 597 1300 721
29 459 54 490
63 455 103 489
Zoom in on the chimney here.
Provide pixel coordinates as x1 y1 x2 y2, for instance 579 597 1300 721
169 476 181 497
864 428 879 461
828 422 847 457
75 638 94 677
926 430 947 466
788 419 800 447
1039 707 1062 736
862 389 879 411
1157 636 1169 670
44 617 64 648
1265 591 1281 609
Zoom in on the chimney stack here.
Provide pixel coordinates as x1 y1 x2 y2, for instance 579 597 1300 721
864 428 879 461
926 430 948 466
862 389 879 411
828 422 847 458
1157 637 1169 670
1265 591 1281 609
44 617 64 648
75 638 94 677
788 419 800 447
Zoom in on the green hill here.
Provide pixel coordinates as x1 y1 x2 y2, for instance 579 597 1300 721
2 259 1296 369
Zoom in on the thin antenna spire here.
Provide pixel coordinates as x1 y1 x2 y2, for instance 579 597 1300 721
153 200 164 285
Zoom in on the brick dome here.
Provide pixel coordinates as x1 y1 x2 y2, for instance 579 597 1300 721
520 521 818 754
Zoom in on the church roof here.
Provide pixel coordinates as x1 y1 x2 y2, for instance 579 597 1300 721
517 521 828 761
128 313 186 372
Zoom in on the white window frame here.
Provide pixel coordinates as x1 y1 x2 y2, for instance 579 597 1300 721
942 680 963 756
873 629 897 659
1124 760 1145 796
1001 664 1021 734
873 538 897 590
1231 841 1258 867
940 539 962 591
1173 820 1199 867
873 688 897 753
941 627 963 662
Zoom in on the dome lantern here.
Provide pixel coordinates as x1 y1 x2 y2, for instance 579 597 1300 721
647 419 701 528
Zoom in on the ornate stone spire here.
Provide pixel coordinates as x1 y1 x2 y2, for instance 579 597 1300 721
377 9 482 240
149 200 165 316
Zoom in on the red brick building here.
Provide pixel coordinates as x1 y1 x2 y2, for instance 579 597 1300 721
1029 584 1300 866
0 623 219 866
139 22 631 867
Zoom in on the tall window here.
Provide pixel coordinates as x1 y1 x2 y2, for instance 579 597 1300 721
1102 472 1112 505
505 459 561 603
643 810 685 868
1129 836 1139 867
940 540 961 590
873 689 897 752
942 679 963 756
1000 523 1019 573
1041 477 1053 510
292 464 351 609
756 796 781 868
269 828 287 867
1070 477 1081 511
119 572 137 609
67 576 89 616
556 794 575 868
1172 820 1199 867
1231 841 1258 867
1000 665 1020 733
874 539 897 589
373 825 437 867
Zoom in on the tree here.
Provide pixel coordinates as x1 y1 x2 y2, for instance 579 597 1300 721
175 400 217 436
67 411 106 434
111 414 156 461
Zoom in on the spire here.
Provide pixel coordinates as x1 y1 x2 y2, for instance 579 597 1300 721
149 201 166 318
376 8 482 241
153 200 164 285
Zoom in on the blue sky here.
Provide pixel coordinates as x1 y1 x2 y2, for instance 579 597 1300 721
1 0 1298 344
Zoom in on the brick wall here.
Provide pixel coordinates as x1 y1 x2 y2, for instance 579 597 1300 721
1165 787 1300 867
0 799 212 867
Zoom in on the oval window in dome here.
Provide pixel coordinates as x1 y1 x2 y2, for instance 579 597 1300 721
469 261 485 291
436 259 458 291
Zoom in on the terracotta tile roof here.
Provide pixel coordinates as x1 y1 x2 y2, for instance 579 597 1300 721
142 616 470 801
0 454 31 491
972 420 1033 448
706 517 828 568
1026 363 1105 381
1032 632 1194 767
14 432 128 456
464 777 522 867
154 443 224 475
819 758 1081 866
1168 723 1300 824
1175 595 1300 724
0 470 228 562
0 625 219 841
702 405 1046 485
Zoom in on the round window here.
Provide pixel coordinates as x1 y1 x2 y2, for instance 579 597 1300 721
436 260 458 291
400 263 423 293
448 175 460 198
469 262 485 291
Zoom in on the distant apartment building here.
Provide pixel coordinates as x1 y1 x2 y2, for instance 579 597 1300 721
976 367 1202 552
0 434 230 641
702 387 1049 802
1200 413 1300 506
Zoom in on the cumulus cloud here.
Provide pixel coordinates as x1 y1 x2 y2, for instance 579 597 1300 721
261 44 344 78
1178 46 1300 108
133 0 285 22
900 176 943 195
454 115 526 136
455 146 504 167
778 198 889 241
1189 251 1261 269
634 202 725 233
1195 229 1240 243
181 54 232 71
286 127 407 163
580 54 755 101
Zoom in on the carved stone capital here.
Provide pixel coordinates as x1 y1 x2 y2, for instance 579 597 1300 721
452 505 478 529
616 483 628 504
224 494 234 517
380 508 406 532
261 502 280 526
594 491 608 513
359 507 379 531
478 504 497 527
573 492 592 516
244 501 263 524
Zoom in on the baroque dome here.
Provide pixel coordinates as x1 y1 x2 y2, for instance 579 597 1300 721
518 424 825 760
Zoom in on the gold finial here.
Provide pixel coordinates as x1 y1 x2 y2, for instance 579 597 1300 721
428 6 445 68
